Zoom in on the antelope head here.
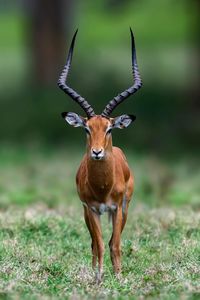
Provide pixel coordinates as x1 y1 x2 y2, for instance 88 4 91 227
58 29 142 160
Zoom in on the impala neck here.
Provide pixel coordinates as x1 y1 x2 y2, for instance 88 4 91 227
86 136 114 184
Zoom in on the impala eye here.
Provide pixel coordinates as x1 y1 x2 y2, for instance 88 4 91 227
85 128 90 135
106 128 112 135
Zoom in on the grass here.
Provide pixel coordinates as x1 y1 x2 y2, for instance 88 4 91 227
0 146 200 299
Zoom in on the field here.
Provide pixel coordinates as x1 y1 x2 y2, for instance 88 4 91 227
0 146 199 300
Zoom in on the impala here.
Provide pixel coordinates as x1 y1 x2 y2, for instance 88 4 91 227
58 29 142 282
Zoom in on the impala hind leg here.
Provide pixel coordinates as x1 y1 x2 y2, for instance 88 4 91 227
121 196 131 233
87 209 104 283
84 207 97 269
121 175 133 232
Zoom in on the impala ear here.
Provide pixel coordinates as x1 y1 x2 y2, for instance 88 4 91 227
61 112 86 127
111 114 136 129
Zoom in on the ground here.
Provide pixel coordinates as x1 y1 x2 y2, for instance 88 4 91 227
0 146 199 299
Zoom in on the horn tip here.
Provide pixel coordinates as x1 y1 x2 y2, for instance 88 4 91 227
72 28 79 41
129 27 134 36
129 27 135 45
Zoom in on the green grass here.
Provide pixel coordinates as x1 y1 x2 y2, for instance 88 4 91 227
0 146 200 299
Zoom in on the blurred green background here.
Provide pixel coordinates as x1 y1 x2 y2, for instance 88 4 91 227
0 0 199 208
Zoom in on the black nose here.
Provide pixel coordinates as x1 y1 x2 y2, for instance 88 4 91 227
92 149 102 155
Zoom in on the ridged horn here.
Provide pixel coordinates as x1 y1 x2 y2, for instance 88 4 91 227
57 29 95 118
101 28 142 117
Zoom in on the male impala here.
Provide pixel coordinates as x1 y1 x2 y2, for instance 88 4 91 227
58 29 142 282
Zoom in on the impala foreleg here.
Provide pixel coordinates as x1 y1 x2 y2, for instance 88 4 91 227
109 205 123 274
87 209 104 283
84 207 97 269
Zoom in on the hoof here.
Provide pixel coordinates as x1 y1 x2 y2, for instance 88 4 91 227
115 272 122 280
95 271 103 284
